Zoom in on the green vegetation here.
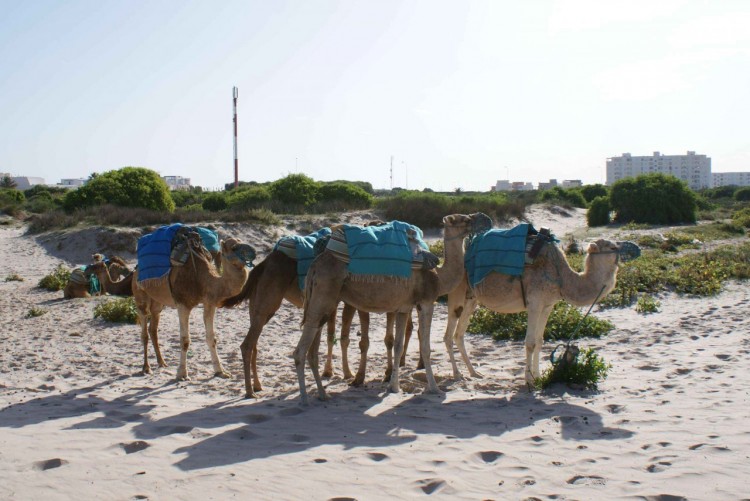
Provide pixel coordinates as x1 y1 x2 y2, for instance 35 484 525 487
586 196 611 227
4 273 23 282
38 264 71 291
94 297 138 324
26 306 47 318
63 167 175 213
467 302 614 341
534 347 611 390
538 186 587 208
610 173 697 224
635 295 660 314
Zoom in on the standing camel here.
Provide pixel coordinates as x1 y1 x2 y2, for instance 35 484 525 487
132 235 255 379
294 213 480 404
443 238 622 386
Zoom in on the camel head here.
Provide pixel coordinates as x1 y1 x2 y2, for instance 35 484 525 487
220 238 257 269
442 213 487 241
584 239 622 272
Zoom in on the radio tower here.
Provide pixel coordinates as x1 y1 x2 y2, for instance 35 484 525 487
232 86 239 189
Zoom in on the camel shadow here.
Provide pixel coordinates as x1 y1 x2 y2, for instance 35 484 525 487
142 390 634 471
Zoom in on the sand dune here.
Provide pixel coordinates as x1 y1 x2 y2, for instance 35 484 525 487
1 207 748 500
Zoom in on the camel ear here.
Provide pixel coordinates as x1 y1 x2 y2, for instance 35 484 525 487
442 215 454 225
587 242 600 254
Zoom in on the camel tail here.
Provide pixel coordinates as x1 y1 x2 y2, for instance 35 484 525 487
220 259 265 308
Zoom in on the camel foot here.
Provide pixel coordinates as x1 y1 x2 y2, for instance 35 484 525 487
382 369 392 383
244 392 258 399
214 370 231 379
350 375 365 387
141 366 152 376
452 372 465 382
253 383 263 392
176 374 190 381
468 370 485 379
416 360 425 370
158 361 168 368
322 368 333 379
343 370 354 380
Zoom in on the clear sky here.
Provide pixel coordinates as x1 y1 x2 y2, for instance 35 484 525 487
1 1 749 192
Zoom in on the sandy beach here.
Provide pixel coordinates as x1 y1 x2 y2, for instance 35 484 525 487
1 207 748 500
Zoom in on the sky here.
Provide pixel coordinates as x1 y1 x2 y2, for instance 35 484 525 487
1 1 749 192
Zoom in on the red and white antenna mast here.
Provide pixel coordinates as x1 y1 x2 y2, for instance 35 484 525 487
233 86 239 189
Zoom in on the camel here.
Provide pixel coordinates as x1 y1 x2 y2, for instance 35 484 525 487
294 213 480 404
62 256 130 299
132 236 255 379
84 260 134 296
443 238 622 386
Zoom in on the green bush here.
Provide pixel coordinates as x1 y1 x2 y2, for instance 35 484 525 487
202 193 228 212
5 273 23 282
580 184 609 203
227 186 272 211
94 297 138 324
467 301 614 341
269 174 319 208
539 187 587 208
63 167 175 213
636 295 660 314
316 182 373 209
732 207 750 228
610 173 697 224
587 196 610 227
26 306 47 318
735 187 750 201
534 347 611 390
38 264 71 291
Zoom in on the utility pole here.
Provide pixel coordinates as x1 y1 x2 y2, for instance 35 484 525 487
233 86 239 189
390 155 393 190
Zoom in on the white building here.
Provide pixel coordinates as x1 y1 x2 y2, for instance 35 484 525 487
59 178 86 188
493 180 533 191
712 171 750 188
538 179 558 190
606 151 711 190
11 176 46 190
162 175 191 190
562 179 582 189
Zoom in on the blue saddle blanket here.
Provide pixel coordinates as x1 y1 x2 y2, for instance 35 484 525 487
343 221 428 277
275 227 331 290
464 223 533 287
136 223 219 284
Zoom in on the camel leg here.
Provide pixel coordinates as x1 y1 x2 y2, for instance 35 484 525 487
417 302 440 394
443 301 463 380
294 319 324 405
149 303 167 368
383 312 395 382
322 307 338 379
137 309 151 375
455 298 483 378
388 311 409 393
338 303 356 380
525 303 555 386
240 317 266 398
351 310 370 386
176 305 193 381
307 323 328 400
203 304 230 378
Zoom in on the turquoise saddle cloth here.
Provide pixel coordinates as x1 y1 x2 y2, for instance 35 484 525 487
274 227 332 290
464 223 536 287
338 221 428 277
137 223 220 284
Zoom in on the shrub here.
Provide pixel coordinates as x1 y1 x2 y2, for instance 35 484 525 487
735 187 750 201
63 167 175 213
580 184 609 203
5 273 23 282
94 297 138 324
467 301 614 341
269 174 319 208
316 182 373 210
610 173 697 224
732 207 750 228
202 193 228 212
586 196 610 227
26 306 47 318
534 347 611 390
38 264 71 291
635 295 660 314
227 186 272 211
539 187 587 208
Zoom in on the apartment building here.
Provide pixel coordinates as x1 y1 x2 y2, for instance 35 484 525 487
606 151 711 190
712 171 750 188
162 175 191 190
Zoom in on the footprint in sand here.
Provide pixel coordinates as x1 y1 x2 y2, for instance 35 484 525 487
714 354 732 361
230 429 259 441
606 404 626 414
646 461 672 473
35 458 67 470
367 452 388 462
328 497 356 501
121 441 150 454
642 496 687 501
567 475 605 486
314 458 327 463
477 451 504 463
415 479 446 495
289 434 310 444
244 413 271 424
279 407 304 417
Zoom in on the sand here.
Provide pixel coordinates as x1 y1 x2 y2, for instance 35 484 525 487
1 206 748 500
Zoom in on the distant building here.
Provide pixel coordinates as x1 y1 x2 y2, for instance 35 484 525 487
537 179 558 190
493 180 534 191
606 151 711 190
162 175 191 190
11 176 45 190
493 180 512 191
59 178 86 188
712 171 750 188
562 179 582 189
